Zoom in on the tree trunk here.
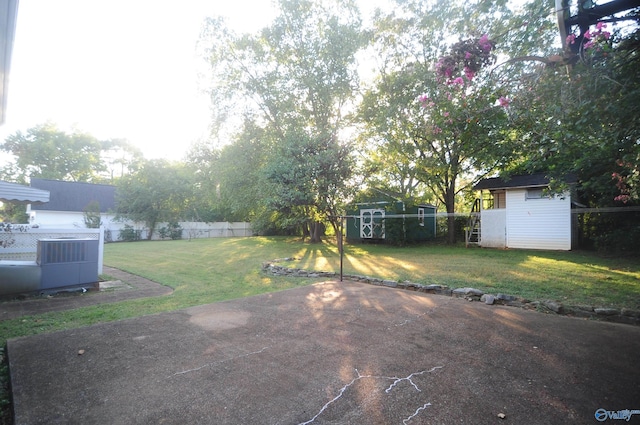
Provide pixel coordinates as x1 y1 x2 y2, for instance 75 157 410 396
445 183 457 244
329 218 342 253
146 220 157 240
309 221 323 243
301 222 310 241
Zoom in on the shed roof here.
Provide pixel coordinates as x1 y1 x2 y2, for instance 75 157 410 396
473 173 577 191
0 180 50 204
30 178 116 212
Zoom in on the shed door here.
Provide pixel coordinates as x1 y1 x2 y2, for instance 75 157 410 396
360 209 385 239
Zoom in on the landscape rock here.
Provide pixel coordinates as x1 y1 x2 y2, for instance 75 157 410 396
261 259 637 326
452 287 484 297
383 280 398 288
496 293 517 302
594 307 620 316
542 301 563 314
482 294 495 305
621 308 640 318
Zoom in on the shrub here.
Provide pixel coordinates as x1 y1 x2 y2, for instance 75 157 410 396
119 225 142 242
159 222 183 240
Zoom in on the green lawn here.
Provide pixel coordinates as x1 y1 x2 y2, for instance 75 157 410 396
1 237 639 423
1 237 639 345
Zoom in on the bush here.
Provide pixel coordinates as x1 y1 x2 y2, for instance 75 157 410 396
159 222 183 240
593 224 640 253
119 225 142 242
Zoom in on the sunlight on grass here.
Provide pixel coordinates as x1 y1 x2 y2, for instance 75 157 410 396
2 237 639 349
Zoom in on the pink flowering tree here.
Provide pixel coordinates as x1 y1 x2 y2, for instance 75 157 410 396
565 21 614 63
407 34 514 243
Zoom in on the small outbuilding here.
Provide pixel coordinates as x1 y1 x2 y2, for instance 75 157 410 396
467 173 577 250
346 201 436 244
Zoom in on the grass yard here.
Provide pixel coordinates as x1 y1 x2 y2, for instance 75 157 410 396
2 237 639 345
1 236 639 344
1 236 639 424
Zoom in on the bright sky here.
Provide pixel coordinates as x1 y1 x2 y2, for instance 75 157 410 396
0 0 389 163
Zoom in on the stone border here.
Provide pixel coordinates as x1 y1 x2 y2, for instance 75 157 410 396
262 259 640 326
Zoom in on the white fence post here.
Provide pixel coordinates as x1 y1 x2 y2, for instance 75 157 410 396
98 226 105 274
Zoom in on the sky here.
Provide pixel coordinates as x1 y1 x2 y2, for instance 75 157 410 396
0 0 389 163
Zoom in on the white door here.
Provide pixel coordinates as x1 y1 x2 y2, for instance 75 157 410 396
360 209 385 239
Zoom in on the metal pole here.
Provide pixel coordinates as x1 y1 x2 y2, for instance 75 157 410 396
339 216 344 282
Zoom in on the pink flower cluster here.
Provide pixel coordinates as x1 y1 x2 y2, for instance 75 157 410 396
435 34 495 85
478 34 492 52
498 97 511 108
611 159 637 203
417 94 435 108
612 170 630 203
566 21 611 50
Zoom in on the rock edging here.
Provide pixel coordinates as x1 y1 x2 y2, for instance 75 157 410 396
262 259 640 326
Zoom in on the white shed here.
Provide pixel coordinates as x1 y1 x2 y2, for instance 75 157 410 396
467 174 576 251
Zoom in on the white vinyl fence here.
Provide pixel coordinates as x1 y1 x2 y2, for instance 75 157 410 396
104 221 253 242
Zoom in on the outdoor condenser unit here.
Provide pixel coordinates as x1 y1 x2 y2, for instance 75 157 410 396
37 238 99 289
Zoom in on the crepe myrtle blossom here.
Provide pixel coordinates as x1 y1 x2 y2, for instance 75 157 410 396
478 34 492 52
612 161 637 203
417 94 435 108
435 34 495 83
567 22 611 50
498 96 511 107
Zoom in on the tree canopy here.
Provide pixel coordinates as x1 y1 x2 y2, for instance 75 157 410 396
2 0 638 249
115 159 194 239
0 122 143 184
200 0 366 242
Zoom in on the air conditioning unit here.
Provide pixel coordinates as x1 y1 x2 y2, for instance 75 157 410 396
37 239 99 290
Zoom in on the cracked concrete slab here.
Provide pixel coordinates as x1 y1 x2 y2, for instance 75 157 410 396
7 280 640 424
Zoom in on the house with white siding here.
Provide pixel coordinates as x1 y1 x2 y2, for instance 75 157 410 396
27 178 253 240
28 178 119 230
466 174 577 251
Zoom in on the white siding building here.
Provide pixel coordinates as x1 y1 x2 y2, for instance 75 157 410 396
27 178 252 240
468 174 576 251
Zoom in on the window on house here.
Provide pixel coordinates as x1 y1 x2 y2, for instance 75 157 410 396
526 188 548 199
492 190 506 209
418 208 425 226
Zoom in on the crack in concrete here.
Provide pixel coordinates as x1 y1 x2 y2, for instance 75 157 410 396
389 312 429 329
167 346 270 378
298 366 443 425
403 402 432 424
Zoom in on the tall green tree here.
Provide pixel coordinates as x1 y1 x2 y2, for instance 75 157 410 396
504 19 640 250
1 123 144 184
115 160 194 239
362 0 517 243
1 122 106 183
186 119 272 226
201 0 366 242
99 138 145 182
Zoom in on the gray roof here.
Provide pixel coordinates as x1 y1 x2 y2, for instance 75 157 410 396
473 173 577 191
30 178 116 212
